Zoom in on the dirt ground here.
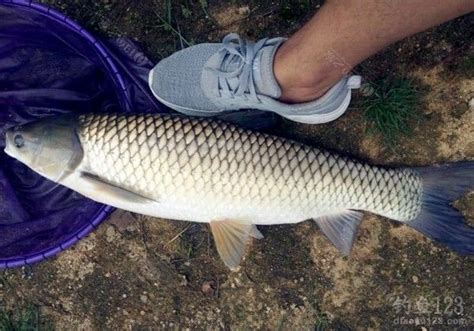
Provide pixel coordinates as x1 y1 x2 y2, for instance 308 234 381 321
1 1 473 330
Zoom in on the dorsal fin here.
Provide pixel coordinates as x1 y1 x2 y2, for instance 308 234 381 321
210 220 263 270
314 211 363 255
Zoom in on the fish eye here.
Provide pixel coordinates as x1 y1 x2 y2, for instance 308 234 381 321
14 134 24 148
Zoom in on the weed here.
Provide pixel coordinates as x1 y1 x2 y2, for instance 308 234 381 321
314 313 329 331
153 0 191 49
360 77 422 145
181 5 192 19
177 239 195 259
279 0 313 21
458 56 474 72
0 305 53 331
453 55 474 77
199 0 210 18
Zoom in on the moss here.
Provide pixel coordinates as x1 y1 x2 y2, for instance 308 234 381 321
0 306 53 331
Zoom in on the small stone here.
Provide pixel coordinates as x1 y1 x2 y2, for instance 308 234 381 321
469 98 474 110
140 311 145 316
122 294 127 298
412 275 419 283
140 295 148 303
201 281 216 296
109 210 136 230
180 275 188 286
234 276 242 286
106 226 116 243
105 273 111 278
237 6 250 16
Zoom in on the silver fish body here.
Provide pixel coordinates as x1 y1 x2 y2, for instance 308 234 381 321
5 113 473 268
75 113 422 225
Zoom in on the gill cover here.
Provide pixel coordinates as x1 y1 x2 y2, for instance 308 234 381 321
4 115 84 183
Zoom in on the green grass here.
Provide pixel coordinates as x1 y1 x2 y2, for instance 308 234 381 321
0 306 53 331
314 313 329 331
153 0 191 49
279 0 314 21
360 77 422 145
456 56 474 74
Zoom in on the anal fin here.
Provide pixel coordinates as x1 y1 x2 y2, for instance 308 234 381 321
314 210 363 256
210 220 263 270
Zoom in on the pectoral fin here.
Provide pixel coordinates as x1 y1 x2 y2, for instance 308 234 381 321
314 210 363 256
210 220 263 270
80 172 157 205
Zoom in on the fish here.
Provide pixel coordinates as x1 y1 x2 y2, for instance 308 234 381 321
3 113 474 269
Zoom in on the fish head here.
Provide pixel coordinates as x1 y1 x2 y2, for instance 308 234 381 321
4 115 83 183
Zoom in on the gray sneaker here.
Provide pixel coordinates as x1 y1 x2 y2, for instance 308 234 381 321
148 33 361 124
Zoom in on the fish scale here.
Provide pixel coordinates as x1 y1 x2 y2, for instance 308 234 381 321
76 113 423 224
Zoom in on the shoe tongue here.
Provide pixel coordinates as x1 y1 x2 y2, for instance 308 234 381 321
223 42 283 99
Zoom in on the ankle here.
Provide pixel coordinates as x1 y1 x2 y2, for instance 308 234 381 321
273 41 353 103
277 85 332 104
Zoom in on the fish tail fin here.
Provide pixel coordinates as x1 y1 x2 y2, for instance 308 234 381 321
407 162 474 255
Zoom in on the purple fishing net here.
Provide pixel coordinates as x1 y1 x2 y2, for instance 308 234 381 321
0 0 164 268
0 0 276 269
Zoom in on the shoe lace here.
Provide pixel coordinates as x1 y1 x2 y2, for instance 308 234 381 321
205 33 269 104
